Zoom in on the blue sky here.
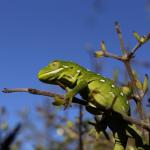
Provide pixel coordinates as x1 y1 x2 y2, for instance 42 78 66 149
0 0 150 141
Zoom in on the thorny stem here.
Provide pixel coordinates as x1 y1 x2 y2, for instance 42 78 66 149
2 88 150 132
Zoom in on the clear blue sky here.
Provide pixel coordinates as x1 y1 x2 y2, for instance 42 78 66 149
0 0 150 143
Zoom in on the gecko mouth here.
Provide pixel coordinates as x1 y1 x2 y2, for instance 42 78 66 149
38 68 64 81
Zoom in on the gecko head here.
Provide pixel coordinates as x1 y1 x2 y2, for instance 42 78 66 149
38 60 65 83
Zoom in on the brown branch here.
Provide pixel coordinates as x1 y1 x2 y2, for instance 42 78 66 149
97 29 150 120
129 43 142 58
115 21 128 54
123 61 145 120
120 113 150 132
2 88 87 106
129 32 150 58
78 105 83 150
103 51 123 61
114 23 141 99
2 88 150 132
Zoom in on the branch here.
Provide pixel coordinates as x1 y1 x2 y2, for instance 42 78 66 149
120 113 150 132
129 32 150 58
95 27 150 120
103 51 123 61
2 88 150 132
2 88 87 106
78 105 83 150
115 21 127 54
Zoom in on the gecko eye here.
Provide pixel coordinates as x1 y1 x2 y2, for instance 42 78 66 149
52 62 58 66
48 61 60 69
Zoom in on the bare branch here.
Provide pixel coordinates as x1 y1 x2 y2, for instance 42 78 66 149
103 51 123 61
2 88 150 132
78 105 83 150
95 25 150 120
115 21 127 54
120 113 150 132
2 88 87 106
130 32 150 57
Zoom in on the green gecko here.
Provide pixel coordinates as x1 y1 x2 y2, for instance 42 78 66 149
38 60 129 114
38 60 144 150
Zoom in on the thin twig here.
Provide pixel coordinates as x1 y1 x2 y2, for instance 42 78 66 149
103 51 123 61
148 117 150 145
2 88 87 106
129 43 142 58
129 32 150 58
2 88 150 132
79 105 83 150
115 21 127 54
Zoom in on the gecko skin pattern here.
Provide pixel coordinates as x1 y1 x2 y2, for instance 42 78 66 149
38 60 144 150
38 60 129 114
